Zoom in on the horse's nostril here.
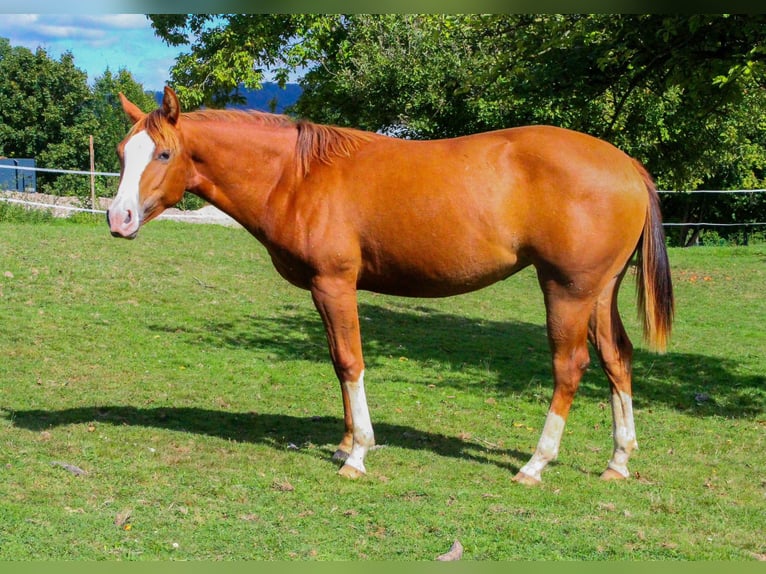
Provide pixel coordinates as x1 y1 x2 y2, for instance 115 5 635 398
124 210 133 225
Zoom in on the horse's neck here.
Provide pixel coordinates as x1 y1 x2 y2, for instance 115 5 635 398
183 120 298 230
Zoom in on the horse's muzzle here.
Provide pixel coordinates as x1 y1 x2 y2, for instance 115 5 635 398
106 208 139 239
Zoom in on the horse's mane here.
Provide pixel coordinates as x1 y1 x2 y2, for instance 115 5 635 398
139 108 374 177
294 120 375 176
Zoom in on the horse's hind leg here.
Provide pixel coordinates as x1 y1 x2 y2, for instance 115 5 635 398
588 273 637 480
514 283 594 485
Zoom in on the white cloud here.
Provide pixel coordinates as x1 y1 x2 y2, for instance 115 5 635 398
0 14 150 44
77 15 149 29
1 14 38 26
0 14 180 90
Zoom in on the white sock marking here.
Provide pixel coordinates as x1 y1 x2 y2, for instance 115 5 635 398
519 411 566 481
607 390 637 477
343 370 374 474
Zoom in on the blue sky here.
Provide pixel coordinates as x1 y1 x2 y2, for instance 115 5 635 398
0 14 183 91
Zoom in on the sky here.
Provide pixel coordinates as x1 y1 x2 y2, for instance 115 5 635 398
0 14 184 91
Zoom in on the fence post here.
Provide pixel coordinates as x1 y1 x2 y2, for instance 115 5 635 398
89 135 96 211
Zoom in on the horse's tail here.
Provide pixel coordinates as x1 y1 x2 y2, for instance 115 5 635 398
632 159 674 353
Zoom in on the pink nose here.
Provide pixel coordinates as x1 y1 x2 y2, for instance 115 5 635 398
107 208 139 239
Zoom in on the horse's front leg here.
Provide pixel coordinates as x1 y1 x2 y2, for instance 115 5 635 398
311 276 374 478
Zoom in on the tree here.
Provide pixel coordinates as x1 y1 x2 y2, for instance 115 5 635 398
455 15 766 244
460 15 766 189
90 68 158 174
293 15 480 138
148 14 331 108
149 15 766 244
85 69 159 202
0 37 97 195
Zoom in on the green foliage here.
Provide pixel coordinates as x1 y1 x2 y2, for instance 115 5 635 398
148 14 329 109
149 14 766 244
3 17 766 239
0 200 105 225
0 201 55 223
90 69 158 176
295 15 478 138
0 221 764 559
0 38 97 196
0 37 164 209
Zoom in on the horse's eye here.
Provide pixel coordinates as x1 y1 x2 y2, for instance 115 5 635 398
157 151 171 162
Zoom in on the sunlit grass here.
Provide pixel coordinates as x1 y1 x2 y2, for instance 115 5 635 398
0 219 764 560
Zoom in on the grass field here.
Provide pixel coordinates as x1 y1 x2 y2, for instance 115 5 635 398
0 214 764 560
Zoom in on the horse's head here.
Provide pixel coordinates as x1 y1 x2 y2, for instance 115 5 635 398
107 87 190 239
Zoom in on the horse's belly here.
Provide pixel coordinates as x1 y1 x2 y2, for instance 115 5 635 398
358 246 526 297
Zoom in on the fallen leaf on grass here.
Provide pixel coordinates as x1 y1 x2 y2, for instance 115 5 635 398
114 509 132 530
436 539 464 561
51 461 88 476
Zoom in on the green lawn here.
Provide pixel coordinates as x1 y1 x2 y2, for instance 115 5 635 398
0 217 764 560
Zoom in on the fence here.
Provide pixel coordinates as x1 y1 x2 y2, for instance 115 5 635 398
1 163 766 227
656 189 766 228
0 164 225 223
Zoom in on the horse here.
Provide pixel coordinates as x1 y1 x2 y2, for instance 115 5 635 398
107 86 674 485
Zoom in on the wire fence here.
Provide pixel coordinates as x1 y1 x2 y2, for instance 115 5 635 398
0 163 118 178
0 164 228 223
1 163 766 227
657 190 766 228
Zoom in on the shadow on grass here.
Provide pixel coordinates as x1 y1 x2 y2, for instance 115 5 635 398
5 303 762 475
148 300 765 419
5 406 527 473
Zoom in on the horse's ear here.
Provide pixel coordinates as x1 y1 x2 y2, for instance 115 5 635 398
118 92 146 124
162 86 181 126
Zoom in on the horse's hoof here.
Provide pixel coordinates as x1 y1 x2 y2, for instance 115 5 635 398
512 471 541 486
600 467 628 481
332 449 350 462
338 463 365 479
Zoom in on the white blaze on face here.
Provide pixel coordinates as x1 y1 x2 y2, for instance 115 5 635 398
109 130 155 238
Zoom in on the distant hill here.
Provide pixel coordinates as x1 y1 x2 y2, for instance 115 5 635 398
233 83 302 113
151 82 302 113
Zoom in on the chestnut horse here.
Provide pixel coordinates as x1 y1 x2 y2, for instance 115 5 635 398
108 87 673 484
